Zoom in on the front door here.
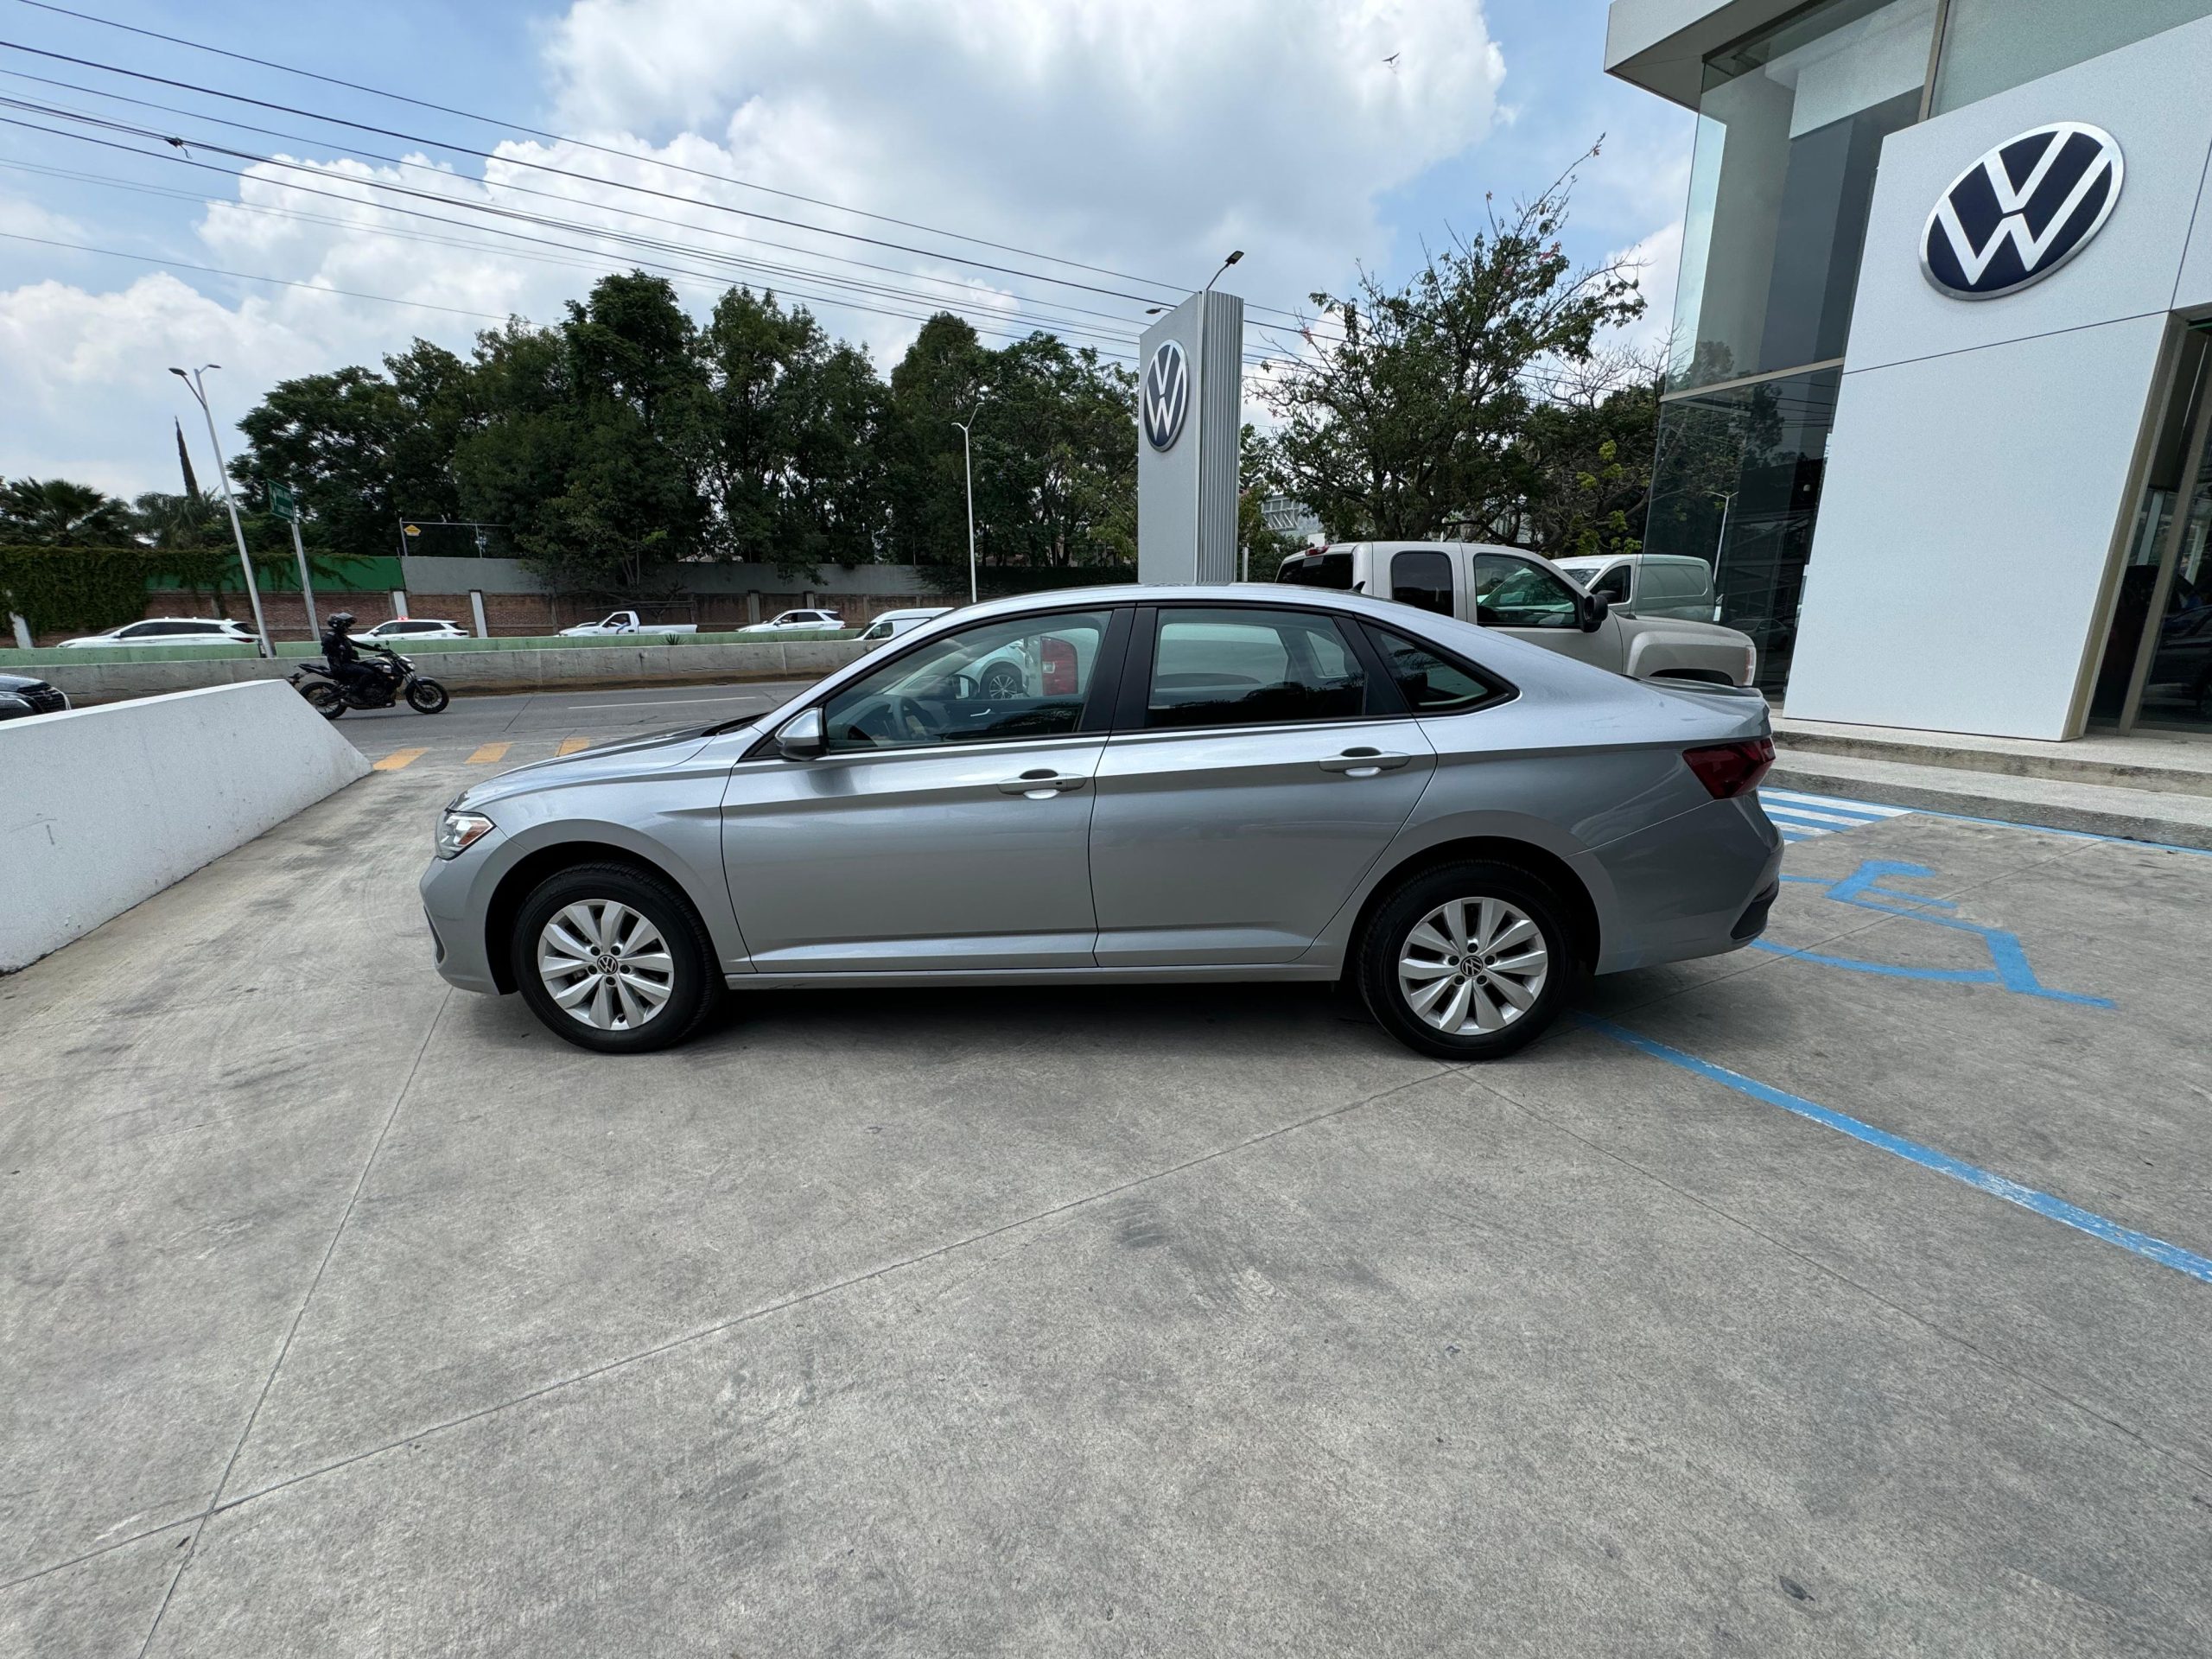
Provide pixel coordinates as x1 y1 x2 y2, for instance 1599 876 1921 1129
1090 604 1436 965
1470 550 1621 671
720 607 1125 971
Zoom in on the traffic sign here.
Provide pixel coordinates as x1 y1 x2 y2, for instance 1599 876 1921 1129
269 481 297 522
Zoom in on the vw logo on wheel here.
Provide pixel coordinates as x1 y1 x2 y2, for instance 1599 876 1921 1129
1923 121 2122 300
1141 338 1190 451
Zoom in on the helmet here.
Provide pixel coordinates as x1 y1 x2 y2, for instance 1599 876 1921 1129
327 611 356 630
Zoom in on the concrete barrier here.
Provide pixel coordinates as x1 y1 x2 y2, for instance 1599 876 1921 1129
0 682 371 971
17 639 874 706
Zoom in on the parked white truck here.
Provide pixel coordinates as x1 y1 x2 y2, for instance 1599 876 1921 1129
557 611 699 637
1276 541 1760 688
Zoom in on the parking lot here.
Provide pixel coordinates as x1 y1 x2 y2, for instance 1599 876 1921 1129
4 686 2210 1657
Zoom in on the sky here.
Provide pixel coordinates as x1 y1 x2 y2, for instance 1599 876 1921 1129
0 0 1694 500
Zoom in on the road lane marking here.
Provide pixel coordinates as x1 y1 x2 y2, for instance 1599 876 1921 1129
1581 1015 2212 1284
556 736 591 755
466 742 512 765
371 749 427 772
569 695 774 710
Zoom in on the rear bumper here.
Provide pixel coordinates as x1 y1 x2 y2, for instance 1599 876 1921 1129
1588 795 1783 975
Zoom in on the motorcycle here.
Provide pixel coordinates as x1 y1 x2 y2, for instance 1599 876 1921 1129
291 640 450 719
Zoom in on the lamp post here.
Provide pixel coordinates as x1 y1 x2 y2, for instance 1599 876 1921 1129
1708 489 1738 625
1192 251 1243 581
950 391 988 605
170 365 271 656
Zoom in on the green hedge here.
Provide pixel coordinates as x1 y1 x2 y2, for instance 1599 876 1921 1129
0 544 293 634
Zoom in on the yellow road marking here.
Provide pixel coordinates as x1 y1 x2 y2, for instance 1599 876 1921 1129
467 741 512 765
372 748 428 772
556 736 591 755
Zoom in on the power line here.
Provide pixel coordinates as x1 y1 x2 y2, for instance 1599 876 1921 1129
0 63 1173 340
0 12 1344 340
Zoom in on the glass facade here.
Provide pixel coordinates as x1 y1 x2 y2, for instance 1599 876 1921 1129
1667 0 1937 391
1930 0 2212 115
1646 369 1840 695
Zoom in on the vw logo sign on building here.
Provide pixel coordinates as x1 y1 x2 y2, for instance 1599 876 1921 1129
1923 121 2123 300
1141 339 1190 451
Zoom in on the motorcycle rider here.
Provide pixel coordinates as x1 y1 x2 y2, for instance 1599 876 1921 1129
319 611 382 703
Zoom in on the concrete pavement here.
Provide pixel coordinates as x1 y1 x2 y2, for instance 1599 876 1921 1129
3 707 2209 1656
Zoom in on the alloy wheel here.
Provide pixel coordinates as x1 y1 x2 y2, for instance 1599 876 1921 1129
1396 897 1549 1035
536 899 676 1031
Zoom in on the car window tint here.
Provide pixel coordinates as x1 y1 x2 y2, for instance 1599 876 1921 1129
1145 607 1366 729
1472 553 1581 630
1389 550 1454 615
821 609 1110 753
1363 625 1507 714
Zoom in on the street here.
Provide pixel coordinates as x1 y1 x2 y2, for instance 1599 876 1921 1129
322 679 819 768
3 696 2209 1656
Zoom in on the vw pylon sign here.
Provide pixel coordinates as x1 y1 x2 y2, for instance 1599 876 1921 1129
1141 339 1190 451
1922 122 2123 300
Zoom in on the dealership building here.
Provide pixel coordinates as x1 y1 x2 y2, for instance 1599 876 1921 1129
1605 0 2212 740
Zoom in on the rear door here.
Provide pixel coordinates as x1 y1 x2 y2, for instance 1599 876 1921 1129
1090 604 1435 966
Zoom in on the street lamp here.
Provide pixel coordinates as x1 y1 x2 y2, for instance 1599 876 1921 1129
169 365 272 657
950 391 988 605
1191 251 1243 578
1708 489 1738 625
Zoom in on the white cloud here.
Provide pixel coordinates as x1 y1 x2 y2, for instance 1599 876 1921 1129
0 0 1507 496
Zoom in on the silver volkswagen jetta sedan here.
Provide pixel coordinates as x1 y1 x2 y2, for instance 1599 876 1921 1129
420 587 1783 1059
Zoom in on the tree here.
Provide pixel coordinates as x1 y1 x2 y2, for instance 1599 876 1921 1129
968 334 1135 571
1516 349 1662 561
883 314 989 570
1260 146 1644 542
0 477 136 544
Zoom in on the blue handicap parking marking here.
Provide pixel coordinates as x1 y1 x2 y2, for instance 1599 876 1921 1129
1581 1016 2212 1285
1758 787 1915 844
1753 857 2113 1007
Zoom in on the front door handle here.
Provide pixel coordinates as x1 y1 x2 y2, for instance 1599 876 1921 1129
999 769 1089 798
1318 748 1410 779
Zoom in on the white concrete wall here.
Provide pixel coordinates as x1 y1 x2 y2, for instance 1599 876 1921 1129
0 682 370 971
1786 15 2212 739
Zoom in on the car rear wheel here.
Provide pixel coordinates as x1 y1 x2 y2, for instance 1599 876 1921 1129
511 863 721 1053
1357 861 1577 1059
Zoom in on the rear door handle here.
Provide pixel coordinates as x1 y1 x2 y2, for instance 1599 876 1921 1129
1318 748 1410 778
999 769 1089 798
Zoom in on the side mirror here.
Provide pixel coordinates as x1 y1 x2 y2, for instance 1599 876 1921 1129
775 707 825 759
1580 592 1611 632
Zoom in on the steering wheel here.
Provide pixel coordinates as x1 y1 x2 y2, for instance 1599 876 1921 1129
842 694 931 746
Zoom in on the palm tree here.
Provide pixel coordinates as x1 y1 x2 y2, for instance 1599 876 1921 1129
131 489 225 550
0 477 137 545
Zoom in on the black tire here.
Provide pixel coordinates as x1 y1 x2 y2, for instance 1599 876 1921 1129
1356 861 1580 1061
978 660 1024 699
299 680 346 720
510 862 722 1054
405 677 450 715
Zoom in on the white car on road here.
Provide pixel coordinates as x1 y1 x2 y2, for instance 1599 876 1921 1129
559 610 700 637
739 608 846 634
57 617 259 650
362 618 470 641
857 607 952 646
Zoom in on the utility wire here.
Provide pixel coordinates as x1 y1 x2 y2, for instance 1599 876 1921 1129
0 16 1343 339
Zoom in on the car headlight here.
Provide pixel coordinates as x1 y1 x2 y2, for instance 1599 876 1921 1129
435 809 495 860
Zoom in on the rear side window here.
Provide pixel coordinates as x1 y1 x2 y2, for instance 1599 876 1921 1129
1275 550 1356 590
1389 550 1454 616
1146 607 1366 728
1363 625 1510 715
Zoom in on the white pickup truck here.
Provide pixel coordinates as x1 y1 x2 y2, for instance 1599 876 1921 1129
1276 541 1759 688
557 610 699 637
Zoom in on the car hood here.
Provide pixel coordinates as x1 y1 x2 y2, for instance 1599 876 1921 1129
451 723 743 809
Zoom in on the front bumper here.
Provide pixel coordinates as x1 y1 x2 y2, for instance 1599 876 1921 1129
419 850 501 994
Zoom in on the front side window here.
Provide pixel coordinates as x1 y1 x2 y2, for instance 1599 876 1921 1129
860 620 893 640
1363 626 1508 714
821 609 1111 752
1471 554 1582 630
1146 607 1365 729
1590 564 1632 603
1276 549 1357 590
1389 549 1455 616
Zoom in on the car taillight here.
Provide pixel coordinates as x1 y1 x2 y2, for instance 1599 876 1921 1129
1683 737 1774 799
1039 635 1077 695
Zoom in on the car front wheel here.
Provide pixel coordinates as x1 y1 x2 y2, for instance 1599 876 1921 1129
1357 861 1577 1060
511 863 721 1053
